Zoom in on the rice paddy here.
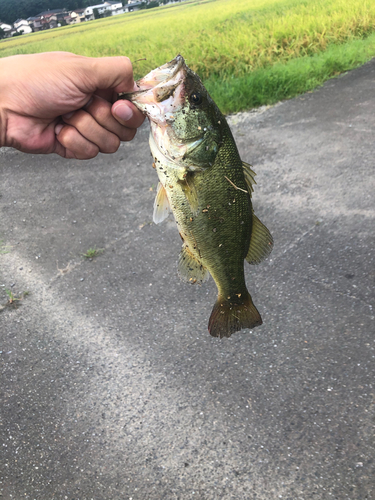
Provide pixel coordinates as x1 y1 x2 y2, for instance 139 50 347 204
1 0 375 113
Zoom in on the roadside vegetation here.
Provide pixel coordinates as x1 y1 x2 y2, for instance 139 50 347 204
81 246 104 259
1 0 375 113
0 289 29 311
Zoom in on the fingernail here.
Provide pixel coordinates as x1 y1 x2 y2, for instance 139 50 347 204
62 111 74 120
114 104 133 122
55 124 64 136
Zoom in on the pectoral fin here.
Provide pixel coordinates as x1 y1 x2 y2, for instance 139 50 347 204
153 182 171 224
178 172 199 214
246 213 273 264
178 244 209 284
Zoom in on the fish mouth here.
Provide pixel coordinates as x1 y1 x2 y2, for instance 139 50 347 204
135 55 185 91
118 55 187 123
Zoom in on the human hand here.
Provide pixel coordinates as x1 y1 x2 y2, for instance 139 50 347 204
0 52 145 159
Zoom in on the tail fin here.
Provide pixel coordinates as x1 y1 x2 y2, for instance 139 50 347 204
208 291 262 338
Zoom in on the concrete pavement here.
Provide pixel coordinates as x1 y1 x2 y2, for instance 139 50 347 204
1 59 374 499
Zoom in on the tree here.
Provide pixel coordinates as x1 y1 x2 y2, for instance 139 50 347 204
0 27 5 39
93 7 101 18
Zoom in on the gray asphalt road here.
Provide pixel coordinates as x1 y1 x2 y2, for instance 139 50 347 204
1 59 374 500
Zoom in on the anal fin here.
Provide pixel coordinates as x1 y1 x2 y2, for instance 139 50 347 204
153 182 171 224
246 212 273 264
178 244 209 284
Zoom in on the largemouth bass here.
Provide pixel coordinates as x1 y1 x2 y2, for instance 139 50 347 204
118 55 273 338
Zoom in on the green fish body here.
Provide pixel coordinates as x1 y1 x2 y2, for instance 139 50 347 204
119 56 272 338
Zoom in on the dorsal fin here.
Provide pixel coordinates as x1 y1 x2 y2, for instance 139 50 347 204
242 161 257 195
246 213 273 265
153 182 171 224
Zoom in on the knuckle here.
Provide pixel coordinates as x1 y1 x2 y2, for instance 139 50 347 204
78 144 99 159
122 128 137 142
118 56 131 70
58 125 76 146
95 106 111 125
101 135 120 154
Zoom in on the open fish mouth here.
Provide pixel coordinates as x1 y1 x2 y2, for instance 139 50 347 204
118 55 188 124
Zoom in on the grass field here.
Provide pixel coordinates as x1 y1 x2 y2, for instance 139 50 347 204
1 0 375 113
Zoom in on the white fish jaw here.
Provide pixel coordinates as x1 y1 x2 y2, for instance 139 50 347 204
135 55 185 90
130 57 187 127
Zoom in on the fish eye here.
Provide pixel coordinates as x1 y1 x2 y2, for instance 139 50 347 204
189 92 203 105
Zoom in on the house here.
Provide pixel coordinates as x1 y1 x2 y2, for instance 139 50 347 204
0 22 12 37
30 16 45 31
26 17 37 30
112 6 127 15
13 19 33 34
84 3 112 20
125 2 144 12
106 1 123 10
64 14 76 25
85 1 124 20
69 9 86 23
31 9 68 31
43 13 58 29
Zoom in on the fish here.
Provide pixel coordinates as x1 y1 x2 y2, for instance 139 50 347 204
118 55 273 338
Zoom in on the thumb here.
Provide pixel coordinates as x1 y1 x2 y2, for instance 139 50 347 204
77 55 135 94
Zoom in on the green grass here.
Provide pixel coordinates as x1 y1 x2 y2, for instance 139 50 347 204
4 289 29 304
207 33 375 112
1 0 375 112
81 246 104 259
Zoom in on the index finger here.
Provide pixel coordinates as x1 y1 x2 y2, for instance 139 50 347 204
77 56 136 94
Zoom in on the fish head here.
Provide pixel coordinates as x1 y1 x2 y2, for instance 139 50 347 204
124 55 223 169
